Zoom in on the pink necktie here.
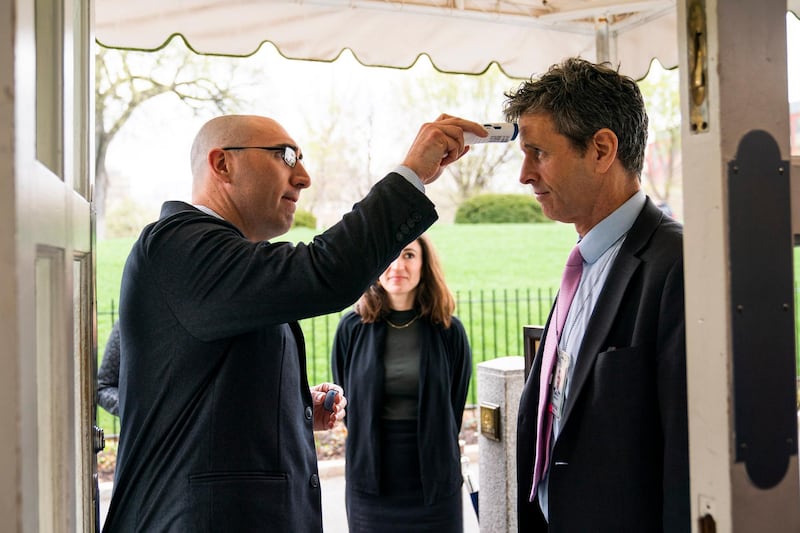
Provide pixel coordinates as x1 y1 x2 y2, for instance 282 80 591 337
531 245 584 498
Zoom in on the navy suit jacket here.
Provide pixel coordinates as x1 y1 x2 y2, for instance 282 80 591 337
517 198 690 532
102 174 437 532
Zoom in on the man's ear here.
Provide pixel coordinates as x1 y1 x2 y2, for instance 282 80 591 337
592 128 618 174
209 148 232 182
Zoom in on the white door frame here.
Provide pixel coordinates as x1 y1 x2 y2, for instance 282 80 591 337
1 0 95 530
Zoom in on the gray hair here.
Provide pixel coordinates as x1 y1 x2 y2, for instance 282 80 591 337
503 57 648 177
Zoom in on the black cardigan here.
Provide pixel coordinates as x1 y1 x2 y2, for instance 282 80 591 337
332 311 472 505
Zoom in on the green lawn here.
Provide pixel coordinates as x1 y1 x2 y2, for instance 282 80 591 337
96 222 575 433
96 222 577 345
96 222 800 434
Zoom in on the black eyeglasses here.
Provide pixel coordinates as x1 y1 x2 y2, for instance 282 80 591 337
221 145 302 168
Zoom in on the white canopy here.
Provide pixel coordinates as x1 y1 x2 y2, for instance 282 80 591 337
93 0 689 80
94 0 800 80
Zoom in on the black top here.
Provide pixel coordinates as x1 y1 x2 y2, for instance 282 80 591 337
382 309 421 420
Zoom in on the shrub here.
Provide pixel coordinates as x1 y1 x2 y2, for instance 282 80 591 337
455 193 549 224
293 209 317 229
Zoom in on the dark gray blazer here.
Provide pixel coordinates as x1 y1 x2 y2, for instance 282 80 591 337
517 198 690 532
102 174 437 533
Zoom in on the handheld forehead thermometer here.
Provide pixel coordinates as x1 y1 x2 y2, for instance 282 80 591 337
463 123 519 145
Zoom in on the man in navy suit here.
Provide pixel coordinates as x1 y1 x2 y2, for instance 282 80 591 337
507 59 690 532
102 113 486 532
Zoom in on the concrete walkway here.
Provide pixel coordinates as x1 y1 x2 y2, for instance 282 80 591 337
99 446 481 532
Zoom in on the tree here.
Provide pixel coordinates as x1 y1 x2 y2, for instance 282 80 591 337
639 63 682 214
396 61 524 208
298 83 375 227
269 50 414 228
95 41 243 234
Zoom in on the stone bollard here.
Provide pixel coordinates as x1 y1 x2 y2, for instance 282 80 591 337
477 356 525 533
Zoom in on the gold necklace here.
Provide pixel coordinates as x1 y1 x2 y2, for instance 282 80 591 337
385 314 420 329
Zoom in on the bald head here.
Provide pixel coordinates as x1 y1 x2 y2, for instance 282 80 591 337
187 114 311 241
190 115 283 192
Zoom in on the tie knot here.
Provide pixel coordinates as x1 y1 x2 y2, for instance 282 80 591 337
566 245 583 267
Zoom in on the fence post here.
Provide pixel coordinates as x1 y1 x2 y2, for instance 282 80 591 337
477 356 524 533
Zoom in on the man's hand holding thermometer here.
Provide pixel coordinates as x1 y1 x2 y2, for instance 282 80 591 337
463 123 519 145
399 116 518 186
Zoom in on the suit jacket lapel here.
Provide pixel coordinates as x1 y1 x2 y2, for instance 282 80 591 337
558 199 662 429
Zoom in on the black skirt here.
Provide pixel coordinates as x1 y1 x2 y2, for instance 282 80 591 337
345 419 463 533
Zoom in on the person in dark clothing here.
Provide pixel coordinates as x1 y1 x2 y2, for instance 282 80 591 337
97 320 121 416
508 58 689 532
101 113 486 533
332 234 472 533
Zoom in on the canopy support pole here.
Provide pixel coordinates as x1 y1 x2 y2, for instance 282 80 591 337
595 16 611 63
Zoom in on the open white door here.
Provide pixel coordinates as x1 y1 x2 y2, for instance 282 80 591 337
0 0 96 530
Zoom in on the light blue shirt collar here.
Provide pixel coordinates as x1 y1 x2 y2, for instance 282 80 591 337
577 190 646 264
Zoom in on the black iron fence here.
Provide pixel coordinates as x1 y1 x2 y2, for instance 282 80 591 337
299 288 558 405
98 288 557 409
98 286 800 420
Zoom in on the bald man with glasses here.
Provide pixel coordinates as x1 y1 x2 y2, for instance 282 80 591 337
103 114 486 532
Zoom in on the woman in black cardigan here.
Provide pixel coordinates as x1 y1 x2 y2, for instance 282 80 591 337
332 234 472 533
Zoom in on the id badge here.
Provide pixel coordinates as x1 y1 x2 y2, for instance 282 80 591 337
549 348 571 420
